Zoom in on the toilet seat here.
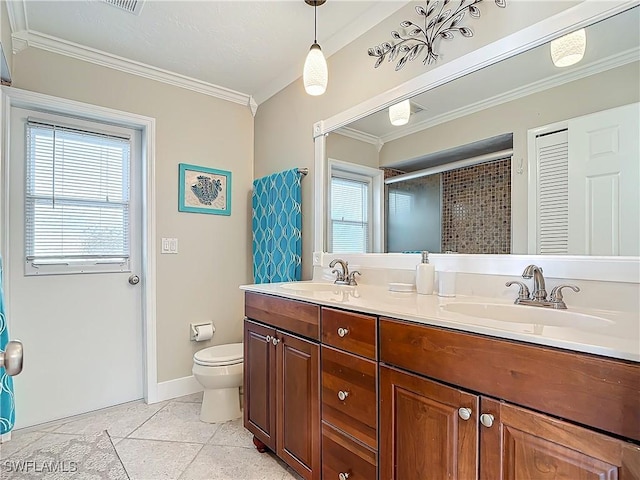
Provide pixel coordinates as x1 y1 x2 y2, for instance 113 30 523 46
194 342 243 367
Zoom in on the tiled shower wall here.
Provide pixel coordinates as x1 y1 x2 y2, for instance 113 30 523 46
441 159 511 254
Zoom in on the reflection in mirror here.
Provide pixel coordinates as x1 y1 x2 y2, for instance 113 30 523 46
324 6 640 256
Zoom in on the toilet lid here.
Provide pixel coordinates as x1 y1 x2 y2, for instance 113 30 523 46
194 343 244 366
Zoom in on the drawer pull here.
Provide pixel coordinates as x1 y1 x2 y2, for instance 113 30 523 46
338 473 350 480
458 407 472 421
337 390 350 401
480 413 495 428
337 327 349 338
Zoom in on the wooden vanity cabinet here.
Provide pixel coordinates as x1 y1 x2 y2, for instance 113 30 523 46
244 293 321 480
320 307 379 480
379 317 640 480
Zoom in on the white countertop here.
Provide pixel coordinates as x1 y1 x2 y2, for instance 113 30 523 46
240 281 640 362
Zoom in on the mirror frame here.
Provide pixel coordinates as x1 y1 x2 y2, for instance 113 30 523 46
312 0 639 283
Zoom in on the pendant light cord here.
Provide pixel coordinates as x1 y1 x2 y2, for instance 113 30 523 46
314 3 317 44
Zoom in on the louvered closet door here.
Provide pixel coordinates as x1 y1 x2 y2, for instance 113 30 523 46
535 131 569 254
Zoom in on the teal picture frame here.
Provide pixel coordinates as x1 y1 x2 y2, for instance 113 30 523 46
178 163 231 216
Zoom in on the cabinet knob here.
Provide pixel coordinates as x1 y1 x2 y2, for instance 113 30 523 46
265 335 272 343
272 337 280 346
337 327 349 338
337 390 350 401
338 473 350 480
480 413 495 428
458 407 472 421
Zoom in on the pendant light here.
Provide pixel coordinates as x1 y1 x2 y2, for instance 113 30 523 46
550 29 586 68
389 100 411 126
303 0 328 96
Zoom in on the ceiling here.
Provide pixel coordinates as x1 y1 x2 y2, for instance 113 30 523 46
341 5 640 145
5 0 409 109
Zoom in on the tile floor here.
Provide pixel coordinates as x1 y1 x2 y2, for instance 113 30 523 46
0 393 301 480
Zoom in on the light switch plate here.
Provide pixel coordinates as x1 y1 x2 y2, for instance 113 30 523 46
161 238 178 254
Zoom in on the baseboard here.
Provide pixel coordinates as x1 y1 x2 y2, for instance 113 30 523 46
155 375 203 403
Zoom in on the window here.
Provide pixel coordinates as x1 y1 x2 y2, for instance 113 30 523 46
328 159 383 253
331 174 371 253
25 120 131 274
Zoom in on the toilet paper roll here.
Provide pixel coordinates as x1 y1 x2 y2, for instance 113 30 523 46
194 324 214 342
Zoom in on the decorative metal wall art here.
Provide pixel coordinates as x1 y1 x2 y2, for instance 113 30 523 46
179 163 232 215
368 0 507 71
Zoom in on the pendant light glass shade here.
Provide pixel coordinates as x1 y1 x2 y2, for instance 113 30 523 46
550 29 586 67
389 99 411 126
304 43 328 96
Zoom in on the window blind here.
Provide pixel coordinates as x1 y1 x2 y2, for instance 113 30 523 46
330 176 369 253
25 121 131 265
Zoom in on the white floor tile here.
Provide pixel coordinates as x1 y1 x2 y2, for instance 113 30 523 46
115 438 203 480
128 402 221 444
179 445 290 480
173 392 204 403
208 418 254 448
0 430 46 459
53 400 168 438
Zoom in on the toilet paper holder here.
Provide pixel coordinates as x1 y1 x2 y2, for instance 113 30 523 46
190 322 215 341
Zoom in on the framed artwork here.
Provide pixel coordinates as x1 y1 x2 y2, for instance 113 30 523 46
178 163 231 216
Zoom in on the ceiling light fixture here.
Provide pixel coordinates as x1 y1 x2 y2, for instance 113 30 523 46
389 100 411 126
550 29 586 68
303 0 328 96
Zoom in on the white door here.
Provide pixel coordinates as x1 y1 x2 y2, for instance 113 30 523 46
8 107 143 428
568 103 640 256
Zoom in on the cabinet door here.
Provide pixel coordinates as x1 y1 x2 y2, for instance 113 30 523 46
243 319 277 450
380 365 479 480
480 397 640 479
277 332 320 480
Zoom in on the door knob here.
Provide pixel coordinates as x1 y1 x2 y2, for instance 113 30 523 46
480 413 495 428
128 274 140 285
458 407 472 421
337 390 349 401
0 340 23 376
337 327 349 337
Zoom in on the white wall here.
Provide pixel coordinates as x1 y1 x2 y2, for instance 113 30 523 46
9 47 254 383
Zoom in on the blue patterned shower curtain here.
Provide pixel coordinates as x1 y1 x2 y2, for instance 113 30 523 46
252 169 302 284
0 257 15 434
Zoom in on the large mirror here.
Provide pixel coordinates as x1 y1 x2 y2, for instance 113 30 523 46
321 5 639 257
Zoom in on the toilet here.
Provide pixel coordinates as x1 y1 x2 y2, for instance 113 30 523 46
192 342 244 423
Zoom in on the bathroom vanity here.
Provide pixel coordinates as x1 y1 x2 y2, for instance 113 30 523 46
241 284 640 480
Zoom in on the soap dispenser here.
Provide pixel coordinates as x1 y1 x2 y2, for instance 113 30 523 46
416 251 435 295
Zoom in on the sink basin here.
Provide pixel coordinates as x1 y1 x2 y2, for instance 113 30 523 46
442 303 613 329
279 282 354 292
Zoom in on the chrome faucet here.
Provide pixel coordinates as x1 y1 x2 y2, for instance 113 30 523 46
522 264 547 301
506 264 580 309
329 259 360 286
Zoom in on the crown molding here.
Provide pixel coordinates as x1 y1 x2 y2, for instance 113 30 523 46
10 30 258 115
5 0 28 34
379 47 640 144
334 126 384 152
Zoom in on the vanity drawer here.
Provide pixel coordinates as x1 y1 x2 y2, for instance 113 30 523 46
322 346 377 449
379 317 640 442
322 422 377 480
322 307 377 359
245 292 320 340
